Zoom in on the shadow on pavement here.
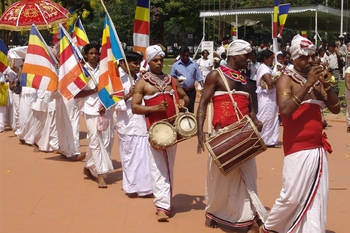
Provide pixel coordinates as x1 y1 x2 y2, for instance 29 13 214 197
172 194 206 215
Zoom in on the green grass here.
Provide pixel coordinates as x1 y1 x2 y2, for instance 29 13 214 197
162 58 174 74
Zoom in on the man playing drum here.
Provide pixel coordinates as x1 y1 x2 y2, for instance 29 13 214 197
197 40 267 232
260 35 340 233
131 45 190 222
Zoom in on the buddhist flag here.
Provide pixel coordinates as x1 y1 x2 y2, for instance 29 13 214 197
98 14 124 109
278 4 290 37
58 24 90 101
133 0 150 58
0 39 9 73
301 31 307 38
22 24 58 92
273 0 279 39
72 17 90 50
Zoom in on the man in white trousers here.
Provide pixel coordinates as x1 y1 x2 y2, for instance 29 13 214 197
260 34 340 233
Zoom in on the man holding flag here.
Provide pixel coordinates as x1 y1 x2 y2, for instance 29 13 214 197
76 43 115 188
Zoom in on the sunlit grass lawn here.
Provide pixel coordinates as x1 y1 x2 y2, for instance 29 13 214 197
162 58 174 74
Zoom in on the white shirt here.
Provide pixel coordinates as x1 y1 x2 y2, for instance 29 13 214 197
216 46 225 58
115 68 147 135
80 63 100 115
196 57 213 79
328 52 338 70
248 61 260 81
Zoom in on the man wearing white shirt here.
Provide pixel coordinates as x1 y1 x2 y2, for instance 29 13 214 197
115 52 153 198
76 43 114 188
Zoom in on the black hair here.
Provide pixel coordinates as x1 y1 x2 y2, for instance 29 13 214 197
328 42 336 48
125 51 142 62
221 52 227 59
201 49 210 56
179 46 189 54
257 49 274 62
277 53 284 59
82 43 100 55
282 51 291 57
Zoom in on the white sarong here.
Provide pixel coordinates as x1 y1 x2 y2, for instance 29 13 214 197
205 155 267 227
55 95 81 157
148 144 177 213
118 134 153 196
263 148 328 233
256 88 279 145
256 63 279 146
16 87 36 144
84 112 114 177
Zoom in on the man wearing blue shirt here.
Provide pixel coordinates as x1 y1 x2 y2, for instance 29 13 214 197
170 46 204 113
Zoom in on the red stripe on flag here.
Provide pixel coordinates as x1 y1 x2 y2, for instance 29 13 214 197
76 37 88 47
32 75 43 89
273 22 278 38
61 43 74 60
73 75 86 89
0 63 7 73
27 45 53 63
133 20 150 35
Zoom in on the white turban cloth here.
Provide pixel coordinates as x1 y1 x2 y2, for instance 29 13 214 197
145 45 165 63
290 34 317 60
226 39 252 56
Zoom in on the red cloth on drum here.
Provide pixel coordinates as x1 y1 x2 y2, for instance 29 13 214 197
144 94 177 129
281 103 332 156
211 94 249 128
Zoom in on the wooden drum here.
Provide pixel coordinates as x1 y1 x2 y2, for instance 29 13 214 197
204 115 267 175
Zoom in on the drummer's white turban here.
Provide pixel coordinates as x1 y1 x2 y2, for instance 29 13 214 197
145 45 165 63
226 40 252 56
290 34 317 60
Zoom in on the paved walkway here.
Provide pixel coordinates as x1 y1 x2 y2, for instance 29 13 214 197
0 112 349 233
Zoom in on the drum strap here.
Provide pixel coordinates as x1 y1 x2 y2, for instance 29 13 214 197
216 68 244 121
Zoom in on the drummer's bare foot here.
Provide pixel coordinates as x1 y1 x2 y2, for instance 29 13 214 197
83 168 96 181
19 139 25 144
156 210 169 222
97 174 107 188
205 215 218 228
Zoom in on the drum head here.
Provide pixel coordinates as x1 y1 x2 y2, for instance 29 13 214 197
149 121 177 149
175 113 197 138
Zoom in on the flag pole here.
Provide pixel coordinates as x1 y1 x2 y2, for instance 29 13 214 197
59 23 98 86
99 0 133 85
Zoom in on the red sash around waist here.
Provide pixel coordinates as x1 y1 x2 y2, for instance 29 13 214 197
212 93 249 128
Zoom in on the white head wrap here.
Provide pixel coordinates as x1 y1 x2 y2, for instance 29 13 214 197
290 34 317 60
145 45 165 63
226 39 252 56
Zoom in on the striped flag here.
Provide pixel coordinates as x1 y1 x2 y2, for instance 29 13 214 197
273 0 279 39
58 24 90 101
278 4 290 37
72 17 89 50
98 14 124 109
301 31 307 38
0 39 9 73
22 24 58 92
133 0 150 58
